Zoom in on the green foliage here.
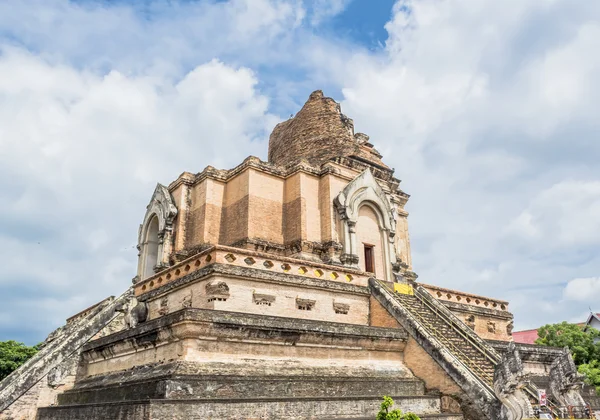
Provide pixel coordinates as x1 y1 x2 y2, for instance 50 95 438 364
0 340 39 381
535 322 600 395
376 396 421 420
535 322 600 365
578 360 600 394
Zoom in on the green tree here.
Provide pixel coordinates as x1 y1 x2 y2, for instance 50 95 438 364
0 340 39 381
535 322 600 394
578 360 600 394
376 396 421 420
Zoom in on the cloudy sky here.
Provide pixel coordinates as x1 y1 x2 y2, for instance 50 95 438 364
1 0 599 345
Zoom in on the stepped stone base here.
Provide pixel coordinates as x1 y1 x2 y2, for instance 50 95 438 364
56 373 427 405
38 395 445 420
37 309 460 419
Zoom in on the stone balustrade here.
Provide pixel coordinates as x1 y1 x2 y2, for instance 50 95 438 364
135 245 370 296
420 283 509 312
66 297 115 325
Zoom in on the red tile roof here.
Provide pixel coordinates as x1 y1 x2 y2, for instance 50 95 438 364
513 320 591 344
512 328 539 345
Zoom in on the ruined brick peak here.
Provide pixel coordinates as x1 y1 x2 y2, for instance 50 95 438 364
268 90 389 170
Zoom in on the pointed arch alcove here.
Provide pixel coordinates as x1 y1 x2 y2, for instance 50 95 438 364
135 184 178 283
334 169 397 280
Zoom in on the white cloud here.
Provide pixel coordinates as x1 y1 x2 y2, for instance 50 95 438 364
564 277 600 302
2 0 600 341
309 0 351 26
328 0 600 328
507 181 600 247
0 0 306 75
0 48 277 340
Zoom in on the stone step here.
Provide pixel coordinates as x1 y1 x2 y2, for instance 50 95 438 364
390 291 497 388
39 395 446 420
342 415 463 420
57 376 428 405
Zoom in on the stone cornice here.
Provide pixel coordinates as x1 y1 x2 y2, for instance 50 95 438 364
167 155 408 200
84 307 408 352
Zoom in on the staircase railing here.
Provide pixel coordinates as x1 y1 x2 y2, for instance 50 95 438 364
0 289 132 413
412 284 502 364
374 279 496 392
397 288 496 386
404 282 565 418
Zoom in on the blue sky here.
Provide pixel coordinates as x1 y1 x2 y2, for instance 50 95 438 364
1 0 600 345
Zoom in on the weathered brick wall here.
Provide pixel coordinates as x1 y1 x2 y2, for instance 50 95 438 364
247 170 285 243
268 90 358 168
403 337 463 405
219 171 250 245
369 295 401 328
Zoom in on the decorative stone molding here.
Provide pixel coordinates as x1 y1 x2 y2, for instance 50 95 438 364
158 297 169 316
134 246 371 297
116 296 148 329
253 292 275 306
506 320 514 336
493 341 534 420
334 169 397 279
465 315 476 330
422 283 509 312
206 281 230 298
340 253 359 265
181 293 193 309
333 301 350 315
136 183 178 282
296 298 315 311
549 347 586 413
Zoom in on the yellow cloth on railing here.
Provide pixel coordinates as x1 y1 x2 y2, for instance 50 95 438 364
394 283 414 295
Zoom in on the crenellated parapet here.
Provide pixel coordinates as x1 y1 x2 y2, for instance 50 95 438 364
421 283 513 341
134 245 372 298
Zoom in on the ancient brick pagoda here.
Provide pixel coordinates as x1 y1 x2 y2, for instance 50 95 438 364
0 91 595 420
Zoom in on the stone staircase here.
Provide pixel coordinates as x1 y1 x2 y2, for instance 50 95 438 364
0 289 132 415
392 291 496 387
369 278 502 419
370 279 579 419
37 347 465 419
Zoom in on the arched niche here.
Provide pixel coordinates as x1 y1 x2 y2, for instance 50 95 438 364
141 215 159 279
356 203 387 276
334 169 397 280
135 184 178 282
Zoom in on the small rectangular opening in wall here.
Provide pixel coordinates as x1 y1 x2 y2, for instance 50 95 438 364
364 244 375 273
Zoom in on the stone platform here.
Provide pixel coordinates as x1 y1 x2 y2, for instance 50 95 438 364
36 309 462 419
38 398 463 420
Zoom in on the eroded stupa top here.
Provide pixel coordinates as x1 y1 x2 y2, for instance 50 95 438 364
268 90 389 171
